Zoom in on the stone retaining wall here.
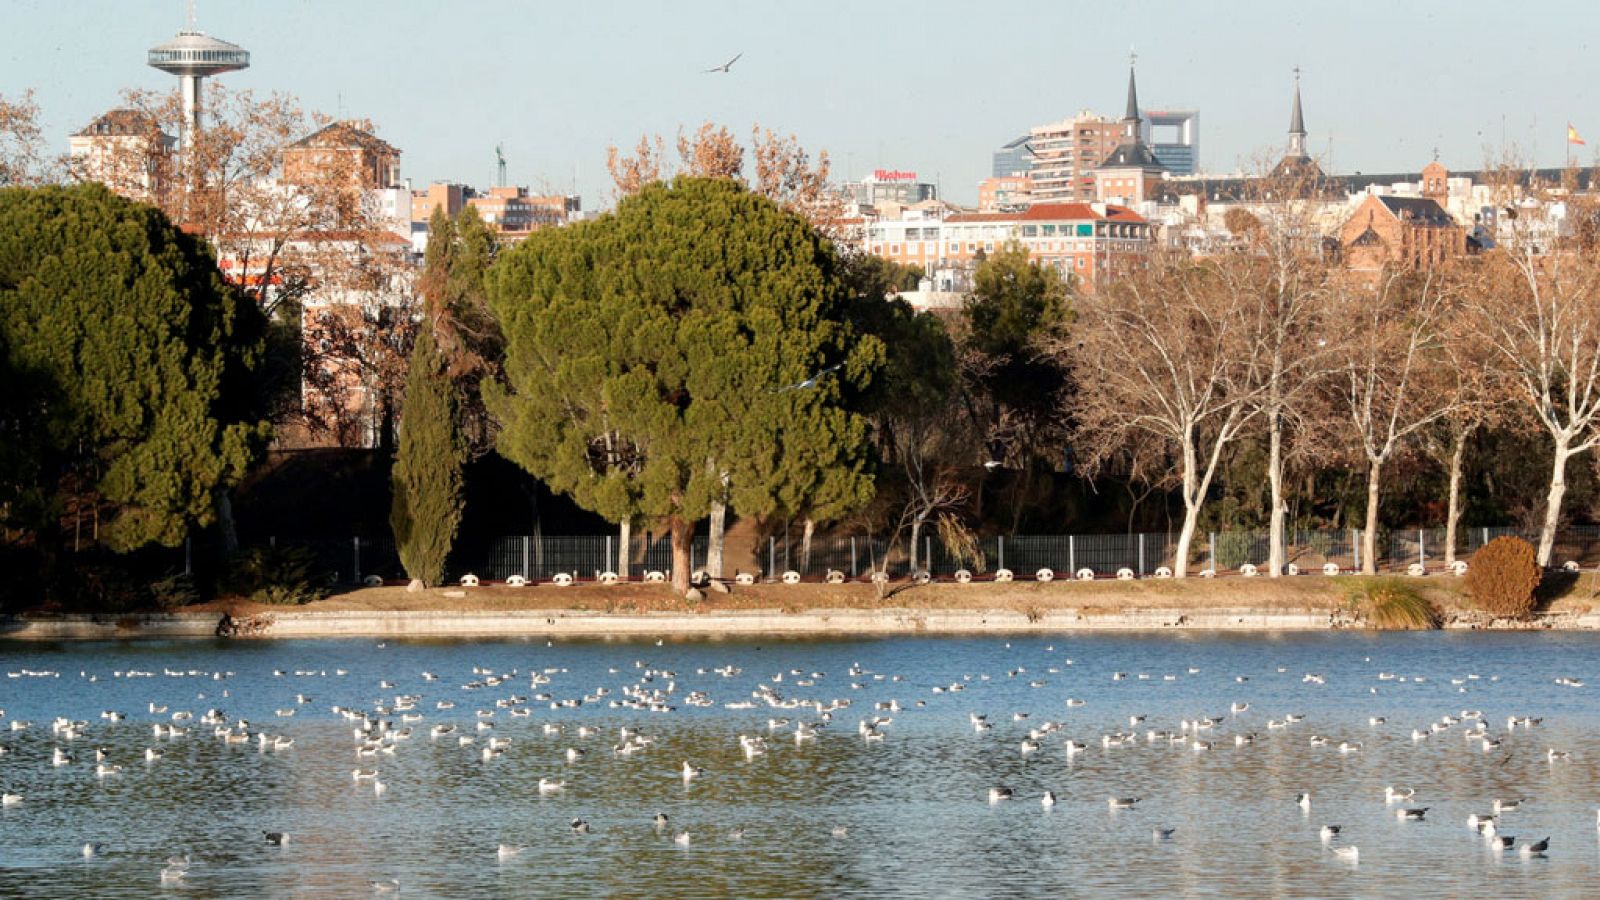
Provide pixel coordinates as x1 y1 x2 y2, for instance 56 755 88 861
5 607 1598 640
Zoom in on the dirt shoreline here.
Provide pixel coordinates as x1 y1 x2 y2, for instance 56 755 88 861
5 576 1599 640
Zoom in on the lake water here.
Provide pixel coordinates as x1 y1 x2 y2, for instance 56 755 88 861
0 632 1597 898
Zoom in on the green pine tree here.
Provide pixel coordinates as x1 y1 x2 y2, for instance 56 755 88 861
0 183 269 551
487 177 882 592
390 323 465 586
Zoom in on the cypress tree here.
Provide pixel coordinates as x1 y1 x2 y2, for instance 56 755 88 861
389 323 464 586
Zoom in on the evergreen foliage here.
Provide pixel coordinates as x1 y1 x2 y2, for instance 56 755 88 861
487 177 881 590
390 323 465 585
0 183 269 550
962 244 1072 464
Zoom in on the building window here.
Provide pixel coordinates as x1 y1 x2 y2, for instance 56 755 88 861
1022 225 1038 237
1042 224 1056 236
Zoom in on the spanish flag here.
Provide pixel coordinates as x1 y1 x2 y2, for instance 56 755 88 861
1569 124 1586 145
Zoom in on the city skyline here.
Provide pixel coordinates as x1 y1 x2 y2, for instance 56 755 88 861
5 0 1600 206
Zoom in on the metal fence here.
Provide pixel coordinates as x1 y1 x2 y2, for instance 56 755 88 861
229 524 1600 585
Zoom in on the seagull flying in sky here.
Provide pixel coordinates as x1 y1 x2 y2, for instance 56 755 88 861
705 53 743 73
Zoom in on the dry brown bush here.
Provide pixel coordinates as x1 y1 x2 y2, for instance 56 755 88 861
1464 536 1540 617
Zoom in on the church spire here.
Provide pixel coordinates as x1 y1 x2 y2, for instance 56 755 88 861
1123 52 1141 139
1288 67 1307 158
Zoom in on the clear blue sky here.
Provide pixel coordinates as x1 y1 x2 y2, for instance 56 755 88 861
6 0 1599 206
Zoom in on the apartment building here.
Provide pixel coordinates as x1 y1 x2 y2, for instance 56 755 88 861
862 202 1153 292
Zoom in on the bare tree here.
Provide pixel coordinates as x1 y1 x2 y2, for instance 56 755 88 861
604 134 664 200
1071 256 1260 577
1222 167 1336 576
1421 301 1508 565
1465 171 1600 566
1327 269 1461 573
0 90 48 186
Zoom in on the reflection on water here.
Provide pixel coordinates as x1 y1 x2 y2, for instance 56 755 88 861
0 632 1597 898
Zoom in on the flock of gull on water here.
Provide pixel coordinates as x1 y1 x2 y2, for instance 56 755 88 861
0 638 1591 891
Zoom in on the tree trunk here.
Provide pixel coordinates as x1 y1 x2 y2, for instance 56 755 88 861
1443 429 1468 566
1173 430 1202 578
800 518 815 575
668 515 692 594
217 491 239 556
1539 435 1572 568
1267 411 1286 577
1362 458 1382 575
706 501 726 578
1173 497 1201 579
908 515 924 573
617 518 631 578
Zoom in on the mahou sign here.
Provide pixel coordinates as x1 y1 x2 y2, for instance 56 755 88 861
873 169 917 182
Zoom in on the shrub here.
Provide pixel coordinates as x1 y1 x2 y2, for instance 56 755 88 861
224 546 330 606
1346 577 1439 630
1464 536 1540 618
148 572 201 610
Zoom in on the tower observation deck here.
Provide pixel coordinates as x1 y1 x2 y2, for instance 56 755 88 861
147 28 249 147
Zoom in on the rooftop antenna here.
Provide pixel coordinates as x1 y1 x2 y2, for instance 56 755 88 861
496 144 507 188
186 0 196 30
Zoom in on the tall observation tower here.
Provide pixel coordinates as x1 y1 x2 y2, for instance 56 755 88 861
146 5 249 149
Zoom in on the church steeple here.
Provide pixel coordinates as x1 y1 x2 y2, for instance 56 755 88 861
1287 67 1307 159
1123 53 1141 140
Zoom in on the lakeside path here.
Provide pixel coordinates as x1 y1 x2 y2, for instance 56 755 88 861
5 576 1600 640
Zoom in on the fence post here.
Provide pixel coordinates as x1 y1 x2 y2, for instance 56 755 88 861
353 536 361 584
851 537 858 578
525 536 533 578
998 536 1006 571
768 537 776 579
1352 529 1360 571
1069 535 1076 575
1138 533 1146 575
926 536 933 574
184 537 192 577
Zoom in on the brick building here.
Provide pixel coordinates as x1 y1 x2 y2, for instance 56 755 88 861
1339 193 1465 273
1028 111 1124 203
282 121 401 191
978 174 1034 211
